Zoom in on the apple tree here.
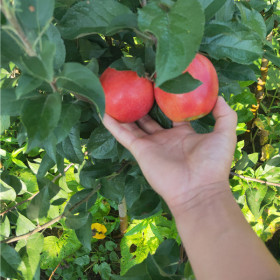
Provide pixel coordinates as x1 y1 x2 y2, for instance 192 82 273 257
1 0 280 279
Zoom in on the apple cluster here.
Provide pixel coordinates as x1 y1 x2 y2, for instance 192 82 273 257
100 54 219 123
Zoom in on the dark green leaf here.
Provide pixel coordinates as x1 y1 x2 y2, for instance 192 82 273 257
158 72 202 94
65 212 89 230
129 190 161 219
100 173 126 203
56 62 105 116
0 173 22 194
27 180 59 220
0 115 10 134
64 189 98 214
201 22 263 64
111 57 146 77
1 89 25 116
88 126 118 159
16 213 36 235
0 244 24 279
215 0 235 21
264 50 280 68
138 0 205 86
75 213 93 251
15 74 43 99
54 102 82 143
198 0 227 21
37 153 56 179
57 125 84 164
59 0 134 39
22 93 62 142
0 179 16 201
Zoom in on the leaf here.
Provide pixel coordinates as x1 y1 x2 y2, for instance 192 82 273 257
158 72 202 94
56 62 105 116
100 174 126 204
45 24 66 70
0 216 10 241
129 190 161 219
65 212 90 230
0 244 25 279
88 126 118 159
75 214 93 251
16 75 43 99
40 230 81 270
0 179 16 201
15 0 54 32
1 89 26 116
111 57 146 77
0 115 10 134
57 126 84 164
22 93 62 143
59 0 134 39
245 185 268 220
138 0 205 86
201 21 263 64
37 154 55 179
198 0 227 21
236 2 266 40
26 180 59 220
16 213 36 236
266 66 280 90
264 50 280 68
53 102 82 143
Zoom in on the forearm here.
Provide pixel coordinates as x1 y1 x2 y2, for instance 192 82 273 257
170 182 280 280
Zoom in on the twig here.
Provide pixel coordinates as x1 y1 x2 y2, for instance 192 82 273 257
1 186 100 244
48 262 61 280
230 172 280 187
52 163 74 182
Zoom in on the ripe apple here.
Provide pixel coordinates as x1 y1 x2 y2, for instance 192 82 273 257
154 53 219 122
100 67 154 123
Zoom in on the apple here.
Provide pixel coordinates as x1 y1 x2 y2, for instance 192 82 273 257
154 53 219 122
100 67 154 123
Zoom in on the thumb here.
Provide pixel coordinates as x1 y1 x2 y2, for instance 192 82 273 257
213 96 238 136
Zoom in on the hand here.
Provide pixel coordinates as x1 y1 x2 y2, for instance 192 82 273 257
103 97 237 213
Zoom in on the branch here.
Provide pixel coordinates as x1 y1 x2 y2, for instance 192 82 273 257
1 186 100 244
230 172 280 188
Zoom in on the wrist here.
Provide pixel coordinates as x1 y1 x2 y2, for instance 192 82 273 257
168 180 231 220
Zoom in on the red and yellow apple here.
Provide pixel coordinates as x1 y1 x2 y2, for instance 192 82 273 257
100 67 154 123
154 53 219 122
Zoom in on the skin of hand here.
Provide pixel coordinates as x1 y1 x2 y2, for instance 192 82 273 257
103 96 237 213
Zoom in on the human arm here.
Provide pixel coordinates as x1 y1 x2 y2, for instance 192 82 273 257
103 97 280 280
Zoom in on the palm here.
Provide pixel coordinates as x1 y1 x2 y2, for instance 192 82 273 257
103 97 237 209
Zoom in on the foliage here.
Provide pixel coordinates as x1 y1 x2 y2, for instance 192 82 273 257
0 0 280 279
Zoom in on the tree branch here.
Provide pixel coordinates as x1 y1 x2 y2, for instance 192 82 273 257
1 186 100 244
230 172 280 188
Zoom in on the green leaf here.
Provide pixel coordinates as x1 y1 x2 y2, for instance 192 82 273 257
65 212 90 230
22 93 61 143
138 0 205 86
37 154 55 179
129 190 161 219
57 125 84 164
75 214 93 251
16 213 36 236
54 102 82 143
198 0 227 21
1 173 23 194
100 174 126 204
1 89 26 116
56 62 105 116
111 57 146 77
266 66 280 90
264 50 280 68
236 2 266 40
0 179 17 201
184 260 195 280
20 40 55 82
45 24 66 70
215 0 235 21
245 185 268 220
158 72 202 94
40 230 81 270
26 180 59 220
59 0 134 39
0 244 24 279
0 115 10 134
16 74 43 99
217 61 257 81
15 0 54 31
201 22 263 64
88 126 118 159
0 215 10 241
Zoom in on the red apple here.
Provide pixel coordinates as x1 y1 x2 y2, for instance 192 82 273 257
154 53 219 122
100 68 154 123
